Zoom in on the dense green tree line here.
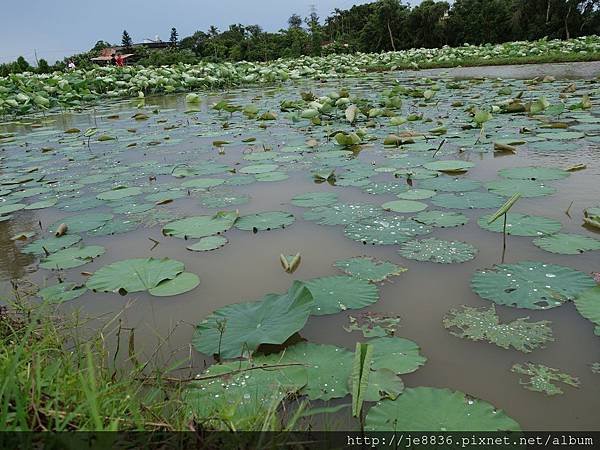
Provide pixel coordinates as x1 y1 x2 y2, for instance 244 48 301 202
2 0 600 75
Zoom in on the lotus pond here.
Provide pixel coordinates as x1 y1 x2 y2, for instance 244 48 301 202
1 64 600 431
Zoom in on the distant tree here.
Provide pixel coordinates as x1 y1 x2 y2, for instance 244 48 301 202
305 9 323 55
122 30 133 48
208 25 219 37
170 27 179 47
288 14 303 29
37 59 51 73
16 56 30 72
91 40 111 52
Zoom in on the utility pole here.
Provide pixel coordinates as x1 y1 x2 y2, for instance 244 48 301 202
34 49 39 66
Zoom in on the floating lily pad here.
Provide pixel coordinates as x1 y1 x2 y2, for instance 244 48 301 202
0 203 26 215
96 186 142 201
486 179 556 198
51 213 114 234
498 166 569 181
40 245 105 270
291 192 338 208
192 281 313 358
304 203 380 226
148 272 200 297
235 211 295 231
382 200 428 213
533 233 600 254
471 261 596 310
24 199 58 210
345 313 401 338
334 257 407 282
305 275 379 316
369 337 427 374
396 189 436 200
163 211 238 238
413 210 468 228
239 164 278 174
344 216 431 245
186 360 307 431
419 177 481 192
255 342 353 401
87 257 185 295
432 191 505 209
363 182 409 195
511 363 580 396
399 238 477 264
443 305 553 353
38 282 88 303
424 160 475 173
87 219 138 236
187 236 228 252
181 178 225 189
574 287 600 335
365 387 520 431
478 213 561 236
23 234 82 255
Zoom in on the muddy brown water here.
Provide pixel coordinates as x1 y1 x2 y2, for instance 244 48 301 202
1 63 600 431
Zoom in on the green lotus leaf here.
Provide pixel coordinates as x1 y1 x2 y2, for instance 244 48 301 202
239 164 278 174
413 210 468 228
50 212 114 234
432 191 505 209
396 189 436 200
162 211 238 238
498 166 569 181
365 387 520 431
381 200 428 213
187 236 228 252
148 272 200 297
96 186 142 201
38 282 88 303
40 245 105 270
533 233 600 254
443 305 554 353
235 211 295 231
192 280 314 358
0 203 26 215
334 257 407 282
399 238 477 264
181 178 225 189
369 336 427 374
574 286 600 335
291 192 338 208
423 160 475 173
486 179 556 198
304 203 380 226
23 234 82 255
87 257 185 294
471 261 596 310
478 213 561 236
344 216 431 245
305 275 379 316
419 177 481 192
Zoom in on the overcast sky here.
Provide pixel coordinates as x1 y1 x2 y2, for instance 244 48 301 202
0 0 426 64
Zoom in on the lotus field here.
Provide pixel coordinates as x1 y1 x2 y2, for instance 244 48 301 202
1 60 600 432
2 35 600 116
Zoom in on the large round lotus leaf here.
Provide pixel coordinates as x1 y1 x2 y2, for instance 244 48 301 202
255 171 288 182
181 178 225 189
369 337 427 374
148 272 200 297
239 164 278 174
235 211 295 231
291 192 338 208
200 193 250 209
255 342 353 401
334 257 407 282
38 282 87 303
192 281 313 358
87 219 138 236
162 211 238 238
112 203 154 215
51 212 114 233
471 261 596 310
185 360 307 431
395 168 439 180
40 245 105 270
419 177 481 192
365 387 520 431
363 182 409 195
0 203 26 215
96 187 142 201
59 196 105 212
305 275 379 316
304 203 380 226
574 287 600 335
533 233 600 254
87 257 185 295
396 189 436 200
359 368 405 402
478 213 561 236
486 179 556 198
399 238 477 264
432 191 505 209
145 190 185 203
498 166 569 181
344 216 431 245
24 199 58 210
23 234 82 255
423 160 475 173
382 200 428 213
413 210 468 228
187 236 228 252
537 131 585 140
